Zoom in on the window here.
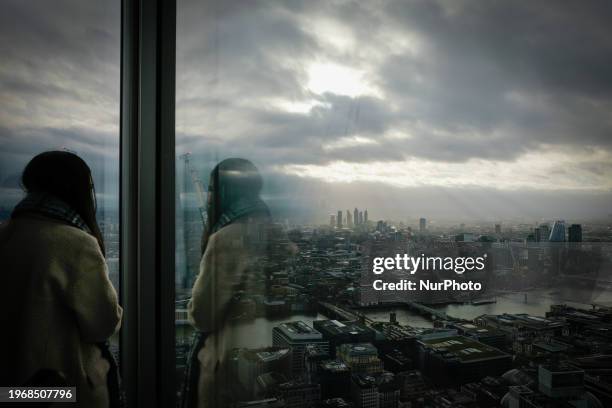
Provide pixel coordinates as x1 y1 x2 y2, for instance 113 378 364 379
175 1 612 405
0 0 121 351
2 1 611 406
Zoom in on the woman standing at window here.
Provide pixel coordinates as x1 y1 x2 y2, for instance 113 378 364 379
0 151 123 408
185 158 295 408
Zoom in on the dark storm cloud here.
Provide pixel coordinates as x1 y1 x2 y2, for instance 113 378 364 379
175 0 612 167
0 0 119 63
2 0 611 217
177 0 318 101
178 91 407 167
0 0 120 208
376 0 612 158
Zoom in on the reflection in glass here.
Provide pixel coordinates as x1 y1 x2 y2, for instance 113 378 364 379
176 1 612 407
0 0 121 375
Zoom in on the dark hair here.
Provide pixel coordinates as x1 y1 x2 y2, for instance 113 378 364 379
207 158 263 225
201 158 264 253
21 151 105 255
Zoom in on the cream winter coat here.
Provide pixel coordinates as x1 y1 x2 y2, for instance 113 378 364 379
0 213 122 408
188 218 294 408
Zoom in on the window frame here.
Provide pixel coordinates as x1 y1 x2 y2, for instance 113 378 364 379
120 0 176 406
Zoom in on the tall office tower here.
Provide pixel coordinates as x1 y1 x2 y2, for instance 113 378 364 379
358 211 364 225
330 215 336 228
364 209 368 224
549 220 566 277
272 321 329 375
495 224 502 235
549 220 566 242
346 210 353 227
351 375 378 408
568 224 582 242
337 211 343 228
304 344 330 383
419 218 426 233
354 208 359 225
536 223 550 242
317 361 351 400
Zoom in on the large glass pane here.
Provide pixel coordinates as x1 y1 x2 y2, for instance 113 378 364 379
0 0 121 355
176 1 612 406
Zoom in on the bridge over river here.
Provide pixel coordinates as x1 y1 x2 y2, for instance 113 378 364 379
319 301 461 325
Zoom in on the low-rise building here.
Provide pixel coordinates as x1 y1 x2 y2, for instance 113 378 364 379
337 343 383 375
417 335 512 386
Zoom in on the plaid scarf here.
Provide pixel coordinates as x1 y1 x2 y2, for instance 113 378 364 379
12 192 91 233
211 196 270 233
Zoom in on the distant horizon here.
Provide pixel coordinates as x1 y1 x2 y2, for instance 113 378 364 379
0 185 612 226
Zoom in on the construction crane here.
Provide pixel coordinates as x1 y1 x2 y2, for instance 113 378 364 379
179 152 207 225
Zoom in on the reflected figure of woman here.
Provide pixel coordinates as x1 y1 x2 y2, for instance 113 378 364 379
186 158 292 408
0 151 123 408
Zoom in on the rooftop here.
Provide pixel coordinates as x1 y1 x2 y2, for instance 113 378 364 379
338 342 378 357
352 372 399 389
419 335 510 363
314 319 374 337
320 398 353 408
274 321 323 340
256 372 288 389
305 343 330 358
320 359 350 373
254 348 291 363
480 313 565 330
539 363 584 374
453 322 505 336
532 340 569 353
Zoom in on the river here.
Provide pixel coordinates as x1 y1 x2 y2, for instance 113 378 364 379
194 286 612 347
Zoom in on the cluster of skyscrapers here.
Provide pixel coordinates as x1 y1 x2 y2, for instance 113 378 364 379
529 220 582 243
331 208 368 229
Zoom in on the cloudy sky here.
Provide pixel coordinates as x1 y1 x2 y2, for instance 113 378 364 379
1 0 612 222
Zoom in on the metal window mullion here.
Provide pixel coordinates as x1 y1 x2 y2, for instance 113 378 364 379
120 0 175 407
